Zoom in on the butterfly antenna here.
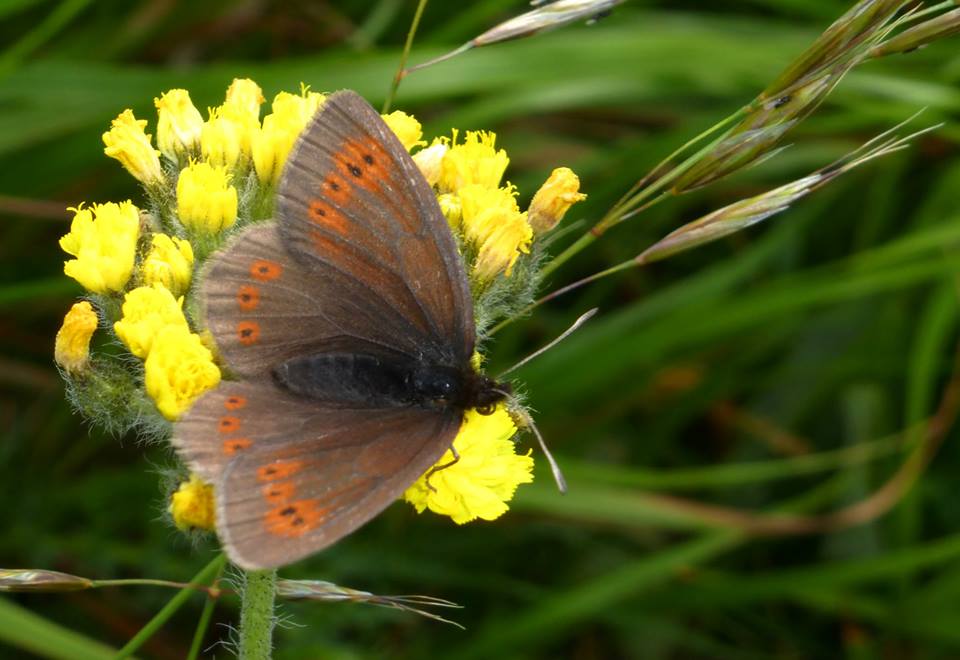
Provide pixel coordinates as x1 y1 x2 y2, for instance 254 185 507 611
497 308 598 379
497 394 567 494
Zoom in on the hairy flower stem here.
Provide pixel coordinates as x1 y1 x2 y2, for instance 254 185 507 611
239 569 277 660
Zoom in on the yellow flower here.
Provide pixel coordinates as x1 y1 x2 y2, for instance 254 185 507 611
141 233 194 296
404 405 533 524
224 78 265 120
176 161 238 234
528 167 587 234
59 201 140 294
438 130 509 193
200 77 267 171
200 105 250 171
459 184 532 280
144 325 221 421
437 193 462 226
102 110 164 184
413 139 448 187
382 110 426 151
252 88 326 185
54 301 98 374
154 89 204 161
113 283 189 359
169 474 216 531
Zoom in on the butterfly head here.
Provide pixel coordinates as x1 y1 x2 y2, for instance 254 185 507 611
407 364 511 415
463 371 512 416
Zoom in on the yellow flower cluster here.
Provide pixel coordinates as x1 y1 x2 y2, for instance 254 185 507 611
113 284 219 420
60 78 584 536
404 406 534 523
169 474 216 531
429 131 529 281
407 129 586 283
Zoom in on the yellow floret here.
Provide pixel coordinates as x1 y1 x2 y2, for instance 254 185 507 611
459 184 532 280
382 110 426 151
141 233 194 296
176 161 238 234
252 88 326 185
169 474 216 531
144 325 221 421
154 89 204 161
113 283 189 359
59 201 140 294
102 110 164 184
54 301 98 374
438 130 509 193
527 167 587 233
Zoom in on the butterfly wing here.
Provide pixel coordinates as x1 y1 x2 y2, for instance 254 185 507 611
275 90 475 366
202 221 435 377
201 90 475 377
174 381 460 569
177 90 477 568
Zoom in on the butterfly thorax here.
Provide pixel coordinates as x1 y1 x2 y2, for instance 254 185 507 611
273 352 510 413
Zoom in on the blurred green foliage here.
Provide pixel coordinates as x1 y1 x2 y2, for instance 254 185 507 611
1 0 959 658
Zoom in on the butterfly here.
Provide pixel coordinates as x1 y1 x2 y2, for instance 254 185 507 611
174 90 510 570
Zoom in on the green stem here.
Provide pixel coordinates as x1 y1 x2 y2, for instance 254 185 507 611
90 578 213 593
114 553 226 659
540 109 749 279
238 569 278 660
187 559 226 660
382 0 429 112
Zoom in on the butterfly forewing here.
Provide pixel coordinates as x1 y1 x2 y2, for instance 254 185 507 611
202 222 439 376
276 90 475 365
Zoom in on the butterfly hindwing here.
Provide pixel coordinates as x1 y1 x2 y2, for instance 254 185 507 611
176 382 459 569
276 90 476 366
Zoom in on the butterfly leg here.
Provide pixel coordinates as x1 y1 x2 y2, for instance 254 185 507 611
424 444 461 492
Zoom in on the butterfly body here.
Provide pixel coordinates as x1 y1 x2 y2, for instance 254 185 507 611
273 350 508 411
174 90 508 569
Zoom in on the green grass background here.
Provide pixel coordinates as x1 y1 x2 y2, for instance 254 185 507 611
2 0 960 658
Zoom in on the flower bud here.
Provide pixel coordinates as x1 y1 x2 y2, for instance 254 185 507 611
527 167 586 233
102 110 163 184
141 233 194 296
413 140 449 187
169 474 216 531
382 110 426 151
54 301 98 374
176 161 238 234
154 89 204 161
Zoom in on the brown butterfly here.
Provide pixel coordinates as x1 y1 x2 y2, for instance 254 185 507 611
173 91 509 569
